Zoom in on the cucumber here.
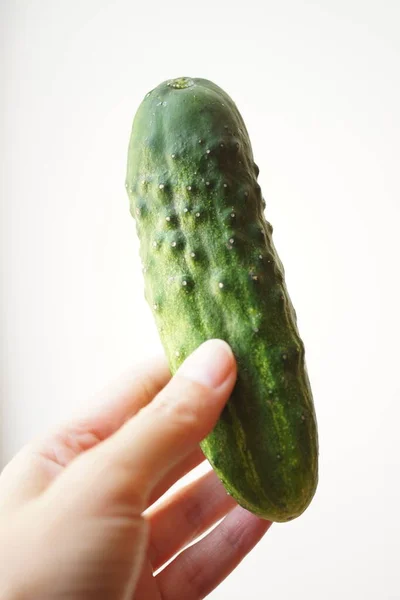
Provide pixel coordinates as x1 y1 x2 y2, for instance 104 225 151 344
125 77 318 522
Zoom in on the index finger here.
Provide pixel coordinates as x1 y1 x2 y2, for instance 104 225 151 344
0 354 171 510
47 340 236 516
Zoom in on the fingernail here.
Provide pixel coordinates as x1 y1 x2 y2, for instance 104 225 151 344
178 340 234 388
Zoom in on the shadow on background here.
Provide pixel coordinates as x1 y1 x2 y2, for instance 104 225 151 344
0 335 5 470
0 396 4 470
0 2 8 472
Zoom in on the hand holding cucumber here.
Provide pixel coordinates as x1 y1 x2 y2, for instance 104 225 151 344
0 77 318 599
0 340 271 600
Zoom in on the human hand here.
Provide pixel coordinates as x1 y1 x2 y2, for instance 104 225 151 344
0 340 271 600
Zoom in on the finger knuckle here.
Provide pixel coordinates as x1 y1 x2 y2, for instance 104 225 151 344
156 379 207 432
181 553 208 598
171 400 200 431
182 496 205 539
221 518 250 552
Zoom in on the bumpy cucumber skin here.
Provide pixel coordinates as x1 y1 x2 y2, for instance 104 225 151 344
125 77 318 522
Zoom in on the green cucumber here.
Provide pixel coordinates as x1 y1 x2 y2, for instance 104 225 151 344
125 77 318 522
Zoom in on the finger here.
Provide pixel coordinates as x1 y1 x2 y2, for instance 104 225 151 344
45 340 236 516
147 446 206 508
157 506 272 599
130 559 161 600
147 469 236 571
0 355 170 511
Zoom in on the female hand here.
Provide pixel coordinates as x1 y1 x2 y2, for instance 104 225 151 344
0 340 271 599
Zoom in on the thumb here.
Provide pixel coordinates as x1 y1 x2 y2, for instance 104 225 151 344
43 340 236 515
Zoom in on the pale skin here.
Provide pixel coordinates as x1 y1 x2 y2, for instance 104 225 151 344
0 340 271 599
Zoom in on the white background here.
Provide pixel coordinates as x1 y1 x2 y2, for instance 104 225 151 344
1 1 399 598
